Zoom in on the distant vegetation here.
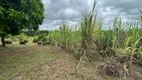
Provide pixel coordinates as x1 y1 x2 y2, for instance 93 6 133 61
23 30 49 36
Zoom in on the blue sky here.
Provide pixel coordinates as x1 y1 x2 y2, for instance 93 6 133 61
40 0 142 30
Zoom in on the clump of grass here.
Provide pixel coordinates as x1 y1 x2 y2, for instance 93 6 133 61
78 0 103 58
18 33 29 45
49 22 81 52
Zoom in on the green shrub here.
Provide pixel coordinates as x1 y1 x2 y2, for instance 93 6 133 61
5 34 13 44
41 36 51 45
19 40 28 45
5 38 12 44
6 34 12 39
32 34 51 45
33 36 39 43
19 40 28 44
18 33 28 45
38 33 46 41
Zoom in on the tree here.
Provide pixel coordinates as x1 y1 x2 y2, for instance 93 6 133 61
21 0 44 35
0 0 28 47
0 0 44 47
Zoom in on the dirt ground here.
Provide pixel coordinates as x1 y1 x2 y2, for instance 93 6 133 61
0 44 80 80
18 48 78 80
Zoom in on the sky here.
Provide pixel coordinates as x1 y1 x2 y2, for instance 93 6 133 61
40 0 142 30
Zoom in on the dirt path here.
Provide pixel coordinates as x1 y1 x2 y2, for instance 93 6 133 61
26 52 76 80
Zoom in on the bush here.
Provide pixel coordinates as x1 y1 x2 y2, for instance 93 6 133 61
19 40 28 45
32 34 51 45
5 38 12 44
6 34 13 39
41 36 51 45
18 33 29 45
38 33 46 41
33 36 39 43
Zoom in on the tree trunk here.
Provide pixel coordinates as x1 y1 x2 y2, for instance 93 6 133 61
1 34 6 47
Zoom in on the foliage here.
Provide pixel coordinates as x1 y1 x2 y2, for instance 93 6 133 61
100 30 113 50
32 33 51 45
46 1 142 77
5 38 12 44
23 30 49 36
49 22 81 52
0 2 28 35
21 0 44 30
41 36 51 45
38 33 46 41
33 36 39 43
18 33 28 45
77 0 103 60
0 0 44 47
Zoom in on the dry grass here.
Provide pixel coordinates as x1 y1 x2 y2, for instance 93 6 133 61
1 43 142 80
0 44 57 80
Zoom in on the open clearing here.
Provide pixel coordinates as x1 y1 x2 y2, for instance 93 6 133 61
1 44 142 80
0 44 77 80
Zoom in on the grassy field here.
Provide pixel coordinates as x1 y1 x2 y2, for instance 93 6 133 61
0 44 57 80
1 43 142 80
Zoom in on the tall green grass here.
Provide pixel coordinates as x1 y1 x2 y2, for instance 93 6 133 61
48 2 142 66
49 22 81 52
46 1 142 77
